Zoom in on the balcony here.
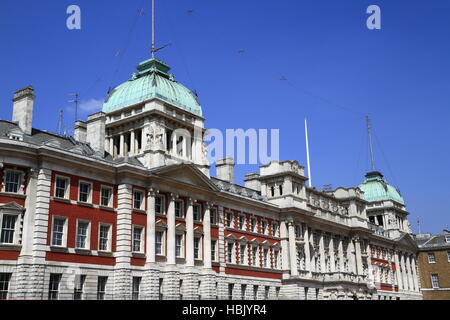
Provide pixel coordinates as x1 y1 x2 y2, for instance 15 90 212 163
324 272 367 284
368 223 388 238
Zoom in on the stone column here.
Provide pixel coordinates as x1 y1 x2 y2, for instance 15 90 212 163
186 198 195 267
400 252 408 291
349 240 357 274
367 242 374 283
109 137 114 156
287 220 298 276
146 189 156 264
130 130 135 156
406 254 414 291
394 251 404 291
329 237 336 273
280 220 290 275
203 203 212 269
167 193 177 265
319 232 326 273
354 238 364 275
303 224 311 272
338 237 345 272
411 256 419 292
119 134 125 157
172 132 177 156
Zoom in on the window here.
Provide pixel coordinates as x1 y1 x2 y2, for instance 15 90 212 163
175 201 184 218
240 244 247 265
76 221 90 249
4 171 21 193
0 273 11 300
241 284 247 299
133 226 144 253
176 234 183 258
0 215 17 244
159 278 164 300
264 286 270 300
156 231 164 255
272 223 278 237
155 196 165 214
133 190 144 210
250 218 256 232
252 246 258 266
210 208 217 225
227 242 234 263
263 248 269 268
448 251 450 263
261 221 267 234
228 283 234 300
51 217 66 247
48 274 61 300
295 225 302 238
99 224 111 252
226 212 233 228
238 215 245 230
193 205 201 221
211 240 217 262
132 277 141 300
74 275 86 300
194 237 201 260
428 253 436 264
55 176 69 199
446 236 450 243
97 276 107 300
274 250 280 269
253 285 258 300
431 274 440 289
78 182 92 203
100 186 113 207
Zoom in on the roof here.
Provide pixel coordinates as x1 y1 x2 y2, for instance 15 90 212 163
211 177 265 201
358 171 405 205
416 231 450 249
103 58 202 116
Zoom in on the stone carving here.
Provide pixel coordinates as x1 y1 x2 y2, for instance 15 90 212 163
201 142 209 165
147 123 165 150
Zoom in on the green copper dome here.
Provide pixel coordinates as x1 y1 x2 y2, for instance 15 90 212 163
358 171 405 205
103 58 202 116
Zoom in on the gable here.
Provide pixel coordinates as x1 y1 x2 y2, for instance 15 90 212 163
396 233 419 250
151 164 218 191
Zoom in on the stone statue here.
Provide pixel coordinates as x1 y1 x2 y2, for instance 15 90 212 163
147 123 165 150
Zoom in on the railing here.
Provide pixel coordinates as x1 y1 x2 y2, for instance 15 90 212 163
368 223 388 238
324 272 367 284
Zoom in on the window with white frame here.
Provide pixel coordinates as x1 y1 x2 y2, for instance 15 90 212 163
55 176 69 199
211 240 217 262
4 170 21 194
133 190 144 210
446 235 450 243
155 195 165 214
48 274 62 300
252 246 259 266
193 204 201 221
210 208 218 225
261 220 268 235
74 275 86 300
132 277 141 300
227 242 234 263
431 274 440 288
240 244 247 265
0 215 18 244
272 222 278 237
133 226 144 253
250 217 257 233
175 200 184 218
176 234 184 258
98 224 111 252
51 217 67 247
238 215 245 230
100 186 113 207
263 248 269 268
428 253 436 264
273 249 280 269
0 273 11 300
76 221 90 249
78 181 92 203
194 237 201 260
156 231 164 255
97 276 107 300
226 212 233 228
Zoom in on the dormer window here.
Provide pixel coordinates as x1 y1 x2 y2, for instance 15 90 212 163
9 134 23 141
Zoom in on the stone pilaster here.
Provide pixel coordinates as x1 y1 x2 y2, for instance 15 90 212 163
167 193 176 265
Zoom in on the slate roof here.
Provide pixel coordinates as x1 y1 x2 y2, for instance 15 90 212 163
415 231 450 249
211 177 265 201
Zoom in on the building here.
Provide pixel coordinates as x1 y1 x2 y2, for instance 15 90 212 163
0 52 422 300
415 230 450 300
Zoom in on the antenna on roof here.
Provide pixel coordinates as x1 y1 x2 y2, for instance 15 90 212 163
69 93 79 123
150 0 171 58
57 109 64 135
366 115 375 171
305 118 312 188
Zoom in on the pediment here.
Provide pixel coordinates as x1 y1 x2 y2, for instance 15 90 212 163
396 233 419 250
0 202 25 212
151 164 219 192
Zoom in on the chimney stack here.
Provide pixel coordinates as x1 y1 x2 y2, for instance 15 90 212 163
86 112 106 154
244 173 261 191
12 86 35 135
74 120 87 143
216 158 235 184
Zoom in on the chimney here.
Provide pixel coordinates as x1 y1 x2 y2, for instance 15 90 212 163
74 120 87 143
244 173 261 191
12 86 35 135
216 158 235 184
86 112 106 154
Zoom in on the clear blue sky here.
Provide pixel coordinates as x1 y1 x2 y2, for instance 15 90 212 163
1 0 449 234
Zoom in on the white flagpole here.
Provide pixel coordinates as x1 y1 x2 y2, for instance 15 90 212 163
305 118 312 188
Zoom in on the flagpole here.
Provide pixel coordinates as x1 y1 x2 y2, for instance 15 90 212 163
305 118 312 188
